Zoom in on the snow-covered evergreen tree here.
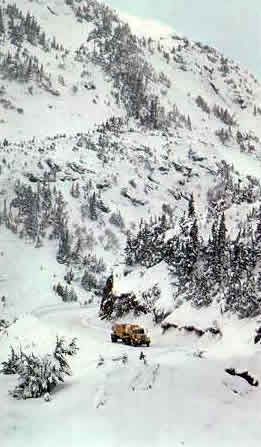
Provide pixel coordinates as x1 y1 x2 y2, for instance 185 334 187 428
1 347 22 375
7 337 78 399
225 272 261 318
0 7 5 36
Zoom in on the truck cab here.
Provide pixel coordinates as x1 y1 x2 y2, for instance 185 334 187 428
111 323 150 347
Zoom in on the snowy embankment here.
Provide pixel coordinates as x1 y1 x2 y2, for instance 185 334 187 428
113 262 175 315
0 229 62 320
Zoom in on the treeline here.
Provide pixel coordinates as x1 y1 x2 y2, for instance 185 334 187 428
0 3 64 51
125 195 261 318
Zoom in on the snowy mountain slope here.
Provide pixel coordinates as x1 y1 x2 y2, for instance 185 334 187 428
0 0 260 340
0 22 260 320
1 1 261 446
0 122 260 318
0 0 261 145
0 0 124 139
0 228 63 319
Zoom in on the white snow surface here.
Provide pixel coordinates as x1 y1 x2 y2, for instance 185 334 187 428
1 304 261 447
0 0 261 446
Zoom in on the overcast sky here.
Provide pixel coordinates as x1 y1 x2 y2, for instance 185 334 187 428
104 0 261 78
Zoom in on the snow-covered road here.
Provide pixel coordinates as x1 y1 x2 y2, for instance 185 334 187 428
1 304 261 447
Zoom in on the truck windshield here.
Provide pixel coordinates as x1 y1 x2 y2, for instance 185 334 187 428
135 329 144 334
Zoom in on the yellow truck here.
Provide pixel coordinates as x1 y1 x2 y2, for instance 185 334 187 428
111 323 150 347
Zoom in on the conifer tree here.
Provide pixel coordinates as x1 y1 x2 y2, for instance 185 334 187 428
56 226 71 264
0 8 5 36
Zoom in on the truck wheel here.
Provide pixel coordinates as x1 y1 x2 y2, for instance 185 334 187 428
111 334 117 343
146 342 150 347
124 338 131 345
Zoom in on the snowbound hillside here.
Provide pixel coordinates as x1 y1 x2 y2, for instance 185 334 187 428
1 0 261 143
0 0 124 139
0 120 260 320
1 0 261 446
